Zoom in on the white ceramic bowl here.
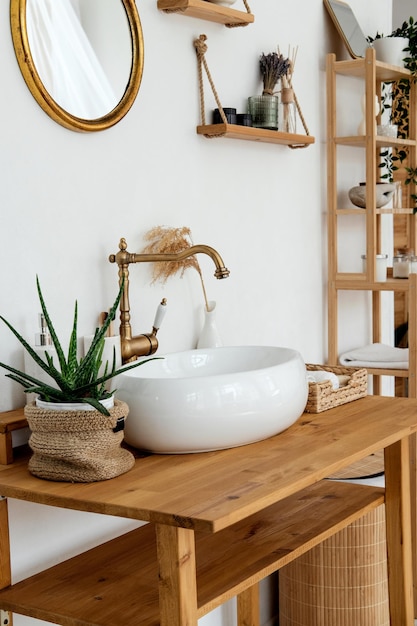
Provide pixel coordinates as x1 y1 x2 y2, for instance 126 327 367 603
116 346 308 453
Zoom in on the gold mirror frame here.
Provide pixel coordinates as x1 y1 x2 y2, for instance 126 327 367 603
10 0 144 132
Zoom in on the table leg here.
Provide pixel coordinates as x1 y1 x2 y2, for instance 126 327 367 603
0 497 12 625
155 524 198 626
384 438 414 625
237 584 260 626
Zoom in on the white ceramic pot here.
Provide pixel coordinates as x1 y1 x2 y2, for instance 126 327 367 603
35 396 114 412
372 37 408 67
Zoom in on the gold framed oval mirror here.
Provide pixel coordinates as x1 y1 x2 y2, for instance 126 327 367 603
10 0 144 132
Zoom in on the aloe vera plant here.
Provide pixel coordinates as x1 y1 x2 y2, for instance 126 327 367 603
0 277 154 415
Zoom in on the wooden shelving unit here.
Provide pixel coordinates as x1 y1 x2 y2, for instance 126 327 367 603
326 47 417 393
327 49 417 611
197 123 315 147
157 0 254 25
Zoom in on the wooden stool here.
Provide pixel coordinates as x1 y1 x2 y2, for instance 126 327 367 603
0 409 27 465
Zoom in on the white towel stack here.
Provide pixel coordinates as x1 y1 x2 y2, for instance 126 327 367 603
339 343 408 369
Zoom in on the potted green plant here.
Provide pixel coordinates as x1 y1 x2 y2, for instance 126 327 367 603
368 17 417 74
0 277 155 482
368 19 417 211
248 51 290 130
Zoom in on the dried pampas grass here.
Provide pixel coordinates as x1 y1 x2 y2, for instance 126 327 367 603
141 226 209 311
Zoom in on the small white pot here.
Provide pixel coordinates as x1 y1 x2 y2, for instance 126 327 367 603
372 37 408 67
35 396 114 412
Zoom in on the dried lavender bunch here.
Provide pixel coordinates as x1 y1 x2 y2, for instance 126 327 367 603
259 52 291 95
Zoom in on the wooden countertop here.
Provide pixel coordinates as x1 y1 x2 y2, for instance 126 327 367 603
0 395 416 533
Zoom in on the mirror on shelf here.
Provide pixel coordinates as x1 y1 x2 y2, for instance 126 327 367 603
323 0 369 58
10 0 144 132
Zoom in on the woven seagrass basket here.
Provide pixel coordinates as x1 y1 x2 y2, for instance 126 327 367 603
279 505 389 626
24 399 135 482
305 364 368 413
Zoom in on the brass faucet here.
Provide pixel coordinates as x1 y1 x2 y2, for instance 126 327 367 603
109 237 230 363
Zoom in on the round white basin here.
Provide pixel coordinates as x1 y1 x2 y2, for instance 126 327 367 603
117 346 308 454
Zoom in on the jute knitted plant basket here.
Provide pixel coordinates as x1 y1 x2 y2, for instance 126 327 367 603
279 505 389 626
24 399 135 482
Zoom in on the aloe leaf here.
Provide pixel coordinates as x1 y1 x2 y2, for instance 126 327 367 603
82 397 111 415
0 332 58 380
36 276 68 373
66 301 79 381
79 281 123 378
73 357 162 398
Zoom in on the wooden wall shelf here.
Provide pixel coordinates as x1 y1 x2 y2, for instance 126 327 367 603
157 0 254 25
197 123 315 146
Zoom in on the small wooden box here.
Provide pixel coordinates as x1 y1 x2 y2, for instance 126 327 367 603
305 364 368 413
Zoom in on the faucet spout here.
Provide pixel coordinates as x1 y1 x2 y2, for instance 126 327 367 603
109 238 230 363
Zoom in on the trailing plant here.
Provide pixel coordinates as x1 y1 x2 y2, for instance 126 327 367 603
0 277 154 415
368 17 417 75
404 165 417 209
369 19 417 209
141 226 211 312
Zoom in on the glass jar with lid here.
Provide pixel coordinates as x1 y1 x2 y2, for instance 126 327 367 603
393 253 410 278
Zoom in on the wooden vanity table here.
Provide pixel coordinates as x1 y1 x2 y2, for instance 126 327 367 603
0 395 415 626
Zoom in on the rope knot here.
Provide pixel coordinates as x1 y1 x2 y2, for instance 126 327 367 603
194 34 208 57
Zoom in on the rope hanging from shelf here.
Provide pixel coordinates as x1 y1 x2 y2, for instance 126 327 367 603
288 91 311 149
225 0 251 28
194 34 227 136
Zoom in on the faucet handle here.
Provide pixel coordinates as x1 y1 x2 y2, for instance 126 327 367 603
152 298 167 334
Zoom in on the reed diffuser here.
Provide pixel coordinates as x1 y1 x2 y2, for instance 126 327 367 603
280 45 298 133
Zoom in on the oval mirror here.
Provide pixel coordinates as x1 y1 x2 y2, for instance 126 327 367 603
10 0 144 132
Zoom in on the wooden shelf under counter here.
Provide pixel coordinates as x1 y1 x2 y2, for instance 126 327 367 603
197 123 315 146
0 478 384 625
157 0 254 25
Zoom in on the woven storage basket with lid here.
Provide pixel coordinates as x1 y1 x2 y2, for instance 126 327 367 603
25 399 134 482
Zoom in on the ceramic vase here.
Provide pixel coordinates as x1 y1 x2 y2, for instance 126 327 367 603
372 37 408 67
197 301 222 349
348 182 395 208
357 94 379 135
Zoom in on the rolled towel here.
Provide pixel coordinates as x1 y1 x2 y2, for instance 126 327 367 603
339 343 408 369
307 370 340 390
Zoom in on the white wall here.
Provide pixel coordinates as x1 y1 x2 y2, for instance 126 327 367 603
393 0 415 25
0 1 392 624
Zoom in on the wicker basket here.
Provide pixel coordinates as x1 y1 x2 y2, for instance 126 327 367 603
305 364 367 413
279 505 389 626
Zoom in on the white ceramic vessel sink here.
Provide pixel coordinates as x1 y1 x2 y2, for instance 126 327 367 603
117 346 308 454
